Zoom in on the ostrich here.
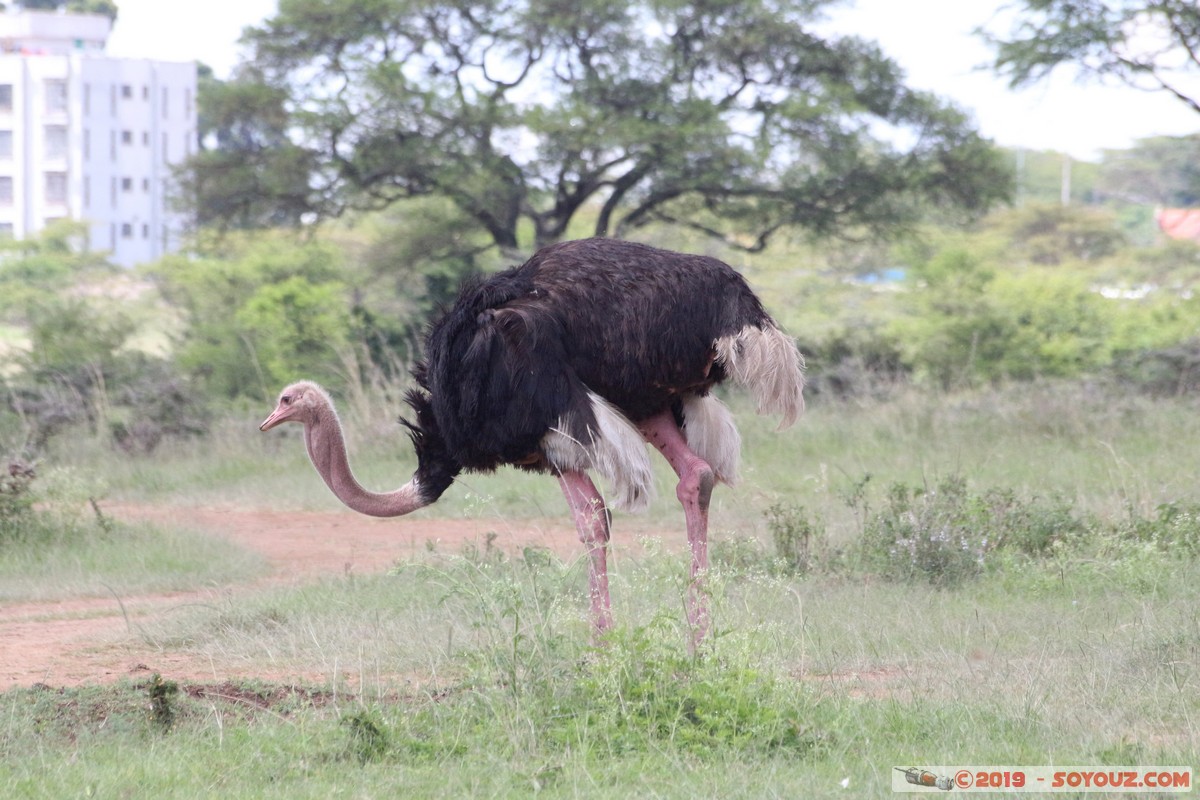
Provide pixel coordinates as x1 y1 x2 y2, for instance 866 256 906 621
260 237 804 641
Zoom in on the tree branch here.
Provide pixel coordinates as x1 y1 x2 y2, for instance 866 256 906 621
645 210 786 253
1115 56 1200 114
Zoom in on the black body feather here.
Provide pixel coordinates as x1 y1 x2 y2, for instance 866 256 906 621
404 238 775 503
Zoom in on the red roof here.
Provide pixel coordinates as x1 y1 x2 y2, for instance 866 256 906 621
1156 208 1200 242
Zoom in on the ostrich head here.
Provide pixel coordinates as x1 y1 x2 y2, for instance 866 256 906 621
259 380 328 432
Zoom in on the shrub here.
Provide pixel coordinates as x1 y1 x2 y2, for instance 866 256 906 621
1109 339 1200 397
764 503 822 575
1115 501 1200 556
0 460 36 535
892 247 1116 387
860 477 989 586
804 324 909 399
858 476 1083 586
151 234 353 399
6 350 209 456
562 625 824 756
105 355 211 454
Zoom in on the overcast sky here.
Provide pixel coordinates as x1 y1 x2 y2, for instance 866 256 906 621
104 0 1200 161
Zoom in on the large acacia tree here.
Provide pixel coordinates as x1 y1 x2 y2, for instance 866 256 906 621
179 0 1011 253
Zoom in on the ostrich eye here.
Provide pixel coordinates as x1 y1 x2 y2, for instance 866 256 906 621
281 395 293 405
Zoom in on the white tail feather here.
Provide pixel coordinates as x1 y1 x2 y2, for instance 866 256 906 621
541 392 654 512
714 324 805 429
681 394 741 485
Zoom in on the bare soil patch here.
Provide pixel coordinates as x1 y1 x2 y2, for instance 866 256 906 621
1 504 587 691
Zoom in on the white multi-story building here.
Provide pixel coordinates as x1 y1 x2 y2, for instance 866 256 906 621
0 9 196 267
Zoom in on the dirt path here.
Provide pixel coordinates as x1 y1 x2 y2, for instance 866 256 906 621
0 504 589 690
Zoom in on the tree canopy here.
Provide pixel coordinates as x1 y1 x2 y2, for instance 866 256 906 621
178 0 1011 253
984 0 1200 114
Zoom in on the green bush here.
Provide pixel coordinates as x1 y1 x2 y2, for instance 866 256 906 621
151 219 497 401
0 221 116 325
104 355 211 454
1108 338 1200 397
857 476 1084 586
890 247 1009 388
859 477 989 586
560 625 823 756
151 234 354 399
765 502 823 575
988 269 1114 378
0 460 36 536
235 276 355 391
5 297 208 454
891 246 1117 387
1115 501 1200 556
804 323 909 399
987 203 1126 266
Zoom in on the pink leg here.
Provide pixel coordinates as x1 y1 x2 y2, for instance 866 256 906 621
638 411 715 645
557 470 613 636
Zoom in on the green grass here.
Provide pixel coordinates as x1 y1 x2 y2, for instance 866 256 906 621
0 518 266 603
1 545 1196 798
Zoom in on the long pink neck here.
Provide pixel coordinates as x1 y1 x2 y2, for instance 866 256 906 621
303 402 427 517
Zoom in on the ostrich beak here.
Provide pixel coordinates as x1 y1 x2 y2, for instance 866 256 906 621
260 402 292 431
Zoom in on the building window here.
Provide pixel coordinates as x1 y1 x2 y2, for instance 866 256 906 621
0 176 12 205
109 130 116 159
121 177 132 192
142 85 149 101
0 130 11 160
45 80 67 113
121 130 132 145
44 125 68 159
121 84 132 99
83 83 90 115
162 87 168 118
121 222 133 238
83 129 89 160
142 223 149 239
110 84 117 116
142 131 150 146
0 85 11 112
84 176 90 208
45 172 68 204
142 177 150 192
